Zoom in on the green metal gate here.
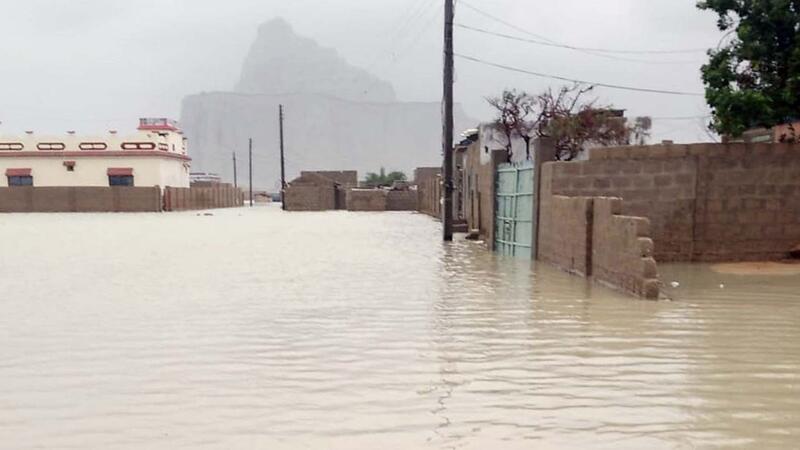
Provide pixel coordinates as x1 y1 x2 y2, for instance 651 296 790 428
495 161 535 258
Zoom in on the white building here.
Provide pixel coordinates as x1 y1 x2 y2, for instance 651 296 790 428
0 118 191 188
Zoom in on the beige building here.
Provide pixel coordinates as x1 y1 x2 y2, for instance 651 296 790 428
0 118 191 188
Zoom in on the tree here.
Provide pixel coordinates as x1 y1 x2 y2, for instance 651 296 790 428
486 89 536 159
698 0 800 137
532 86 651 160
487 85 652 161
364 167 407 187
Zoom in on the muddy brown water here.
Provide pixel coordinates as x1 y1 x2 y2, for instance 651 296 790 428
1 206 798 449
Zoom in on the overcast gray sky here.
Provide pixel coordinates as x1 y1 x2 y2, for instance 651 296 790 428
1 0 723 142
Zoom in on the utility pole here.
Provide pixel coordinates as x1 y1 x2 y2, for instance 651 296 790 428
279 104 286 210
248 138 254 207
442 0 455 241
232 151 238 189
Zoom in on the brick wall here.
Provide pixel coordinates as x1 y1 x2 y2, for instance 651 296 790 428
347 189 387 211
545 143 800 262
386 190 417 211
163 186 243 211
0 187 162 212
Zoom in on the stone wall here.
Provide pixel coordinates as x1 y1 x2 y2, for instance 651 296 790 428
347 189 387 211
0 187 162 212
386 190 417 211
163 186 244 211
546 143 800 262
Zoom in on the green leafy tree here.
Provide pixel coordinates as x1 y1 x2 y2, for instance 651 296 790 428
698 0 800 137
364 167 407 187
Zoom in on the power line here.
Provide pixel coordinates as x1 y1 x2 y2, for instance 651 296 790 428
651 115 711 121
455 23 706 64
455 53 705 96
458 0 709 55
459 0 556 44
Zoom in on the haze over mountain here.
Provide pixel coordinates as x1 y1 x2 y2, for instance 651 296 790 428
182 19 475 189
236 19 397 103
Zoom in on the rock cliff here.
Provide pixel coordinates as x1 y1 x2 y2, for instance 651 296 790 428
181 19 475 189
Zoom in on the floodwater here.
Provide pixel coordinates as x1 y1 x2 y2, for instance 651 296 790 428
1 206 798 449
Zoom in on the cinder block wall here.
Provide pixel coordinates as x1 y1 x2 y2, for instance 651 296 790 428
0 187 162 212
463 148 507 249
417 174 441 219
163 186 243 211
592 197 660 299
537 194 593 276
538 167 660 299
386 190 417 211
547 143 800 262
347 189 387 211
284 184 336 211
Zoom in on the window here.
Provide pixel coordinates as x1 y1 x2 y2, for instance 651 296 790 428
37 143 66 151
158 143 169 152
109 175 134 186
0 143 24 151
108 168 134 186
8 176 33 186
79 142 107 151
121 142 156 150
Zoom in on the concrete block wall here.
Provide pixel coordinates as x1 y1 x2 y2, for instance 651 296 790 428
0 187 162 212
693 145 800 261
462 148 508 249
537 165 660 299
548 154 696 261
347 189 387 211
284 184 336 211
417 175 441 219
386 190 417 211
537 194 593 276
163 186 243 211
592 197 660 299
547 143 800 262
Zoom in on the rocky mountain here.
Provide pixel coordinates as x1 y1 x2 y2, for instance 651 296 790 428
236 18 396 103
180 19 475 190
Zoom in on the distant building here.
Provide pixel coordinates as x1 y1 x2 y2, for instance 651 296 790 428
190 172 222 186
727 120 800 144
0 118 190 188
284 171 357 211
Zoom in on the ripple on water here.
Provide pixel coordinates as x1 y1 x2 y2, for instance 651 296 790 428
0 207 798 449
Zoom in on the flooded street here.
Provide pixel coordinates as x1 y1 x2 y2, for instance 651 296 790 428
1 206 798 449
